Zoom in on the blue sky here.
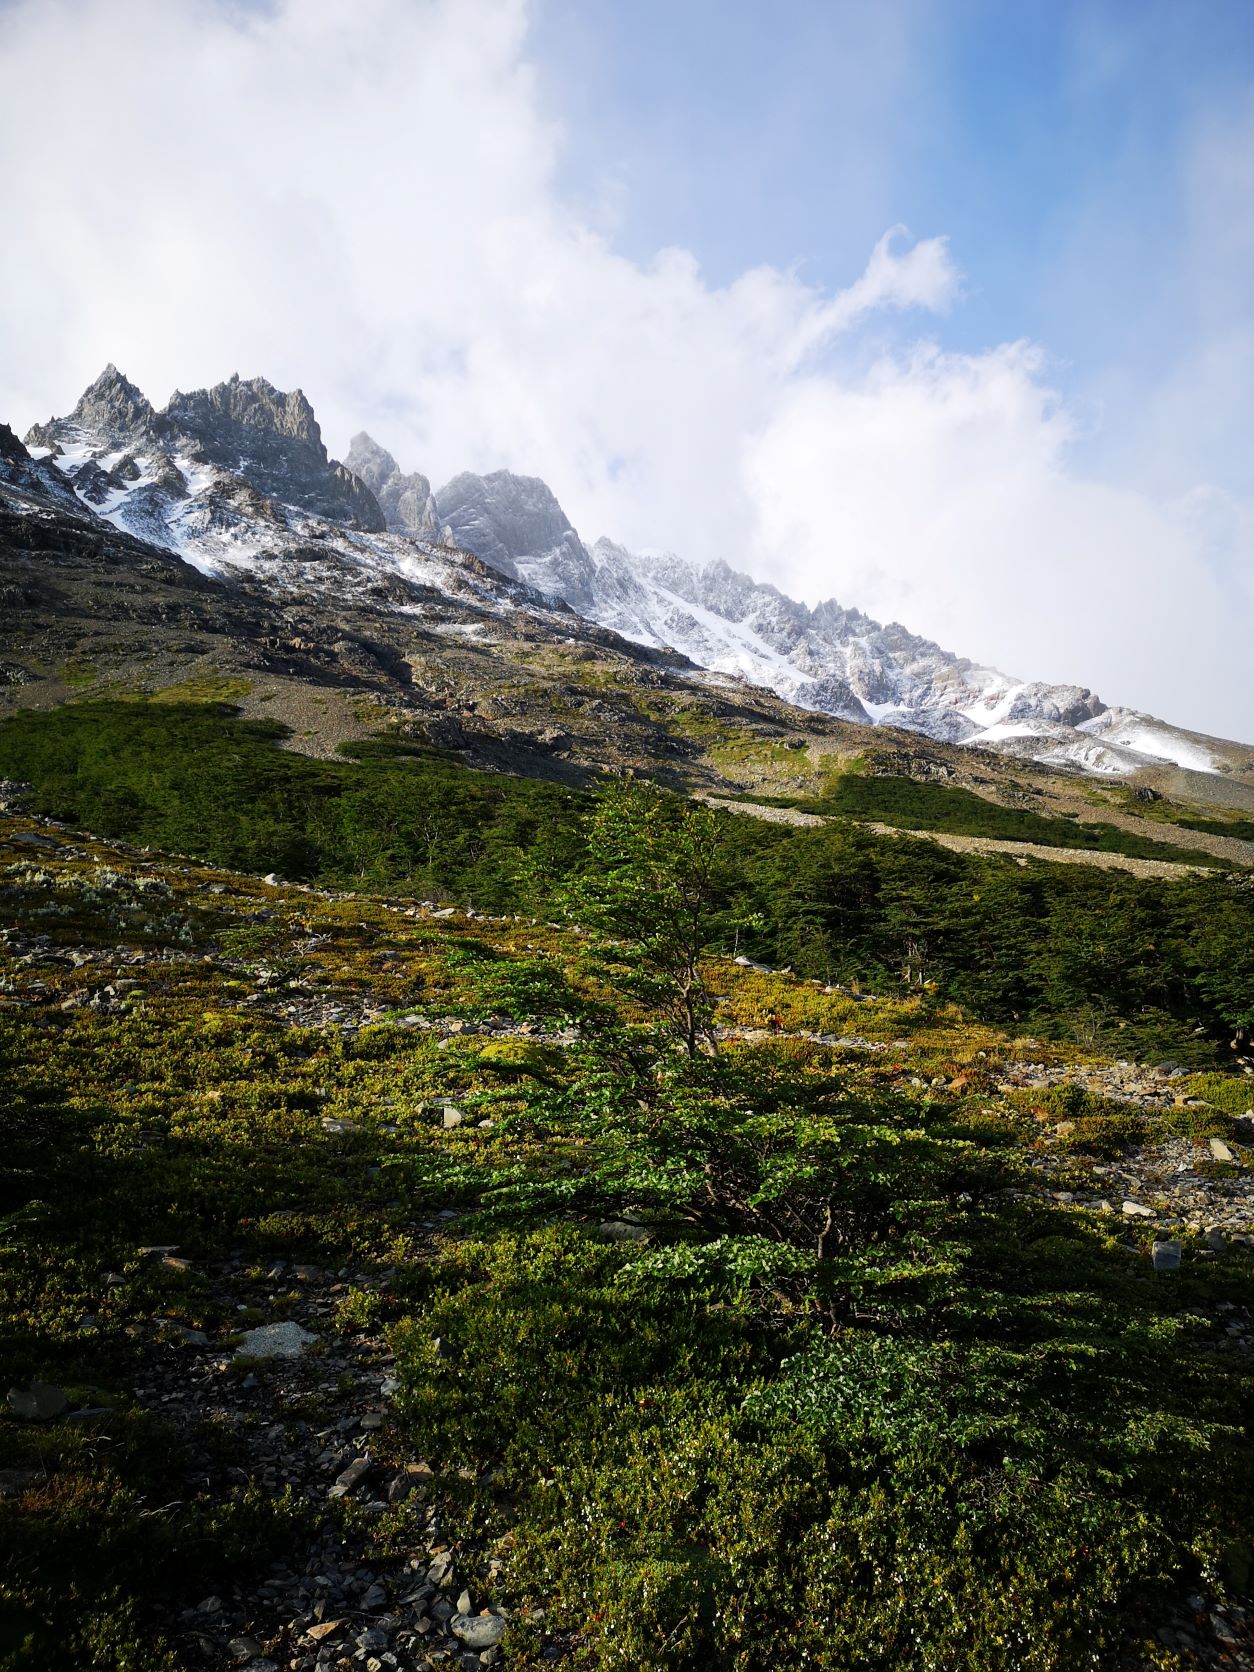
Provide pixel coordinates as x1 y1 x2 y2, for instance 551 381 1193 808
1 0 1251 733
532 0 1254 494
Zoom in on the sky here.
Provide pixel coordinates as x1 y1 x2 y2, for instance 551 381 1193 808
1 0 1252 736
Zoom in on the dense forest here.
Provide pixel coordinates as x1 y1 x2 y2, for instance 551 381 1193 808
1 701 1251 1067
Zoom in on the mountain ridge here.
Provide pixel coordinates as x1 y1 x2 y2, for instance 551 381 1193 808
13 366 1251 785
368 445 1236 780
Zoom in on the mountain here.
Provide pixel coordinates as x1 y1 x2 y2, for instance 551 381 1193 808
389 460 1231 780
4 382 869 797
25 365 385 547
344 432 440 541
433 469 589 592
11 369 1251 793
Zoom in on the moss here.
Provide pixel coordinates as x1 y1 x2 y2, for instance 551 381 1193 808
151 674 254 704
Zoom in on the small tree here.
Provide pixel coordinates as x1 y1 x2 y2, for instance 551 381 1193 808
562 777 728 1055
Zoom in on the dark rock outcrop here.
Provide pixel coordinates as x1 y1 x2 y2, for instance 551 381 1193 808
163 375 384 531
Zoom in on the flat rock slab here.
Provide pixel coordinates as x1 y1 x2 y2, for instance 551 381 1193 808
7 1382 68 1421
235 1320 317 1359
328 1457 372 1500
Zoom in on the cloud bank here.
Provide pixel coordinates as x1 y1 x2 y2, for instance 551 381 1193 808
0 0 1250 736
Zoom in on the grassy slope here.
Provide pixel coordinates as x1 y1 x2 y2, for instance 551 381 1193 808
1 801 1252 1669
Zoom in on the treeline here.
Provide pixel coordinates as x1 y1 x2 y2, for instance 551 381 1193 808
798 771 1223 865
1 702 1251 1063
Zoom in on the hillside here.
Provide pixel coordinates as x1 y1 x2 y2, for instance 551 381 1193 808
4 369 1254 1672
11 365 1254 787
1 784 1252 1670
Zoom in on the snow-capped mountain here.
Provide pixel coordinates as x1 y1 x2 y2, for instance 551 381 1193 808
13 369 583 635
404 458 1231 778
13 367 1241 779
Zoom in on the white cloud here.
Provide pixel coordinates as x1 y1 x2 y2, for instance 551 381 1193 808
0 0 1250 738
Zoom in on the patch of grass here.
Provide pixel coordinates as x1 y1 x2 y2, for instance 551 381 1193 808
0 813 1251 1668
57 662 97 690
151 674 255 704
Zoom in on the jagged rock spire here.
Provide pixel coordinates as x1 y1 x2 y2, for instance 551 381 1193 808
345 432 439 540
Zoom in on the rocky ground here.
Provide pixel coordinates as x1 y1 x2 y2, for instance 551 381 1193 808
122 1240 515 1672
4 807 1253 1670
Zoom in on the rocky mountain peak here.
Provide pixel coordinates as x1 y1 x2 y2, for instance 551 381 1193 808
345 431 398 486
0 422 28 466
345 432 438 541
154 375 383 531
164 374 322 450
26 363 155 453
25 369 385 534
433 470 582 583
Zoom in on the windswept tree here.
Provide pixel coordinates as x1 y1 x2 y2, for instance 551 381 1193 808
561 776 730 1055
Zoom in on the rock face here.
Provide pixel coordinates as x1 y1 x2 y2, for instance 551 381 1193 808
345 432 438 540
25 367 384 534
0 422 82 511
162 375 384 529
434 470 588 592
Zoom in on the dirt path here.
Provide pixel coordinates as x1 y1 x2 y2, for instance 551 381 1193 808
1072 804 1254 869
707 794 1212 877
698 794 827 827
862 820 1209 878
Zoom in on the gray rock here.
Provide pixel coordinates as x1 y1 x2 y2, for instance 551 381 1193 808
597 1219 653 1243
1208 1137 1236 1163
428 1551 456 1587
163 1322 209 1345
442 1106 465 1129
0 1467 40 1497
328 1457 372 1500
345 433 439 541
1152 1240 1182 1273
1122 1199 1156 1218
235 1320 316 1359
7 1381 68 1421
450 1612 506 1649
